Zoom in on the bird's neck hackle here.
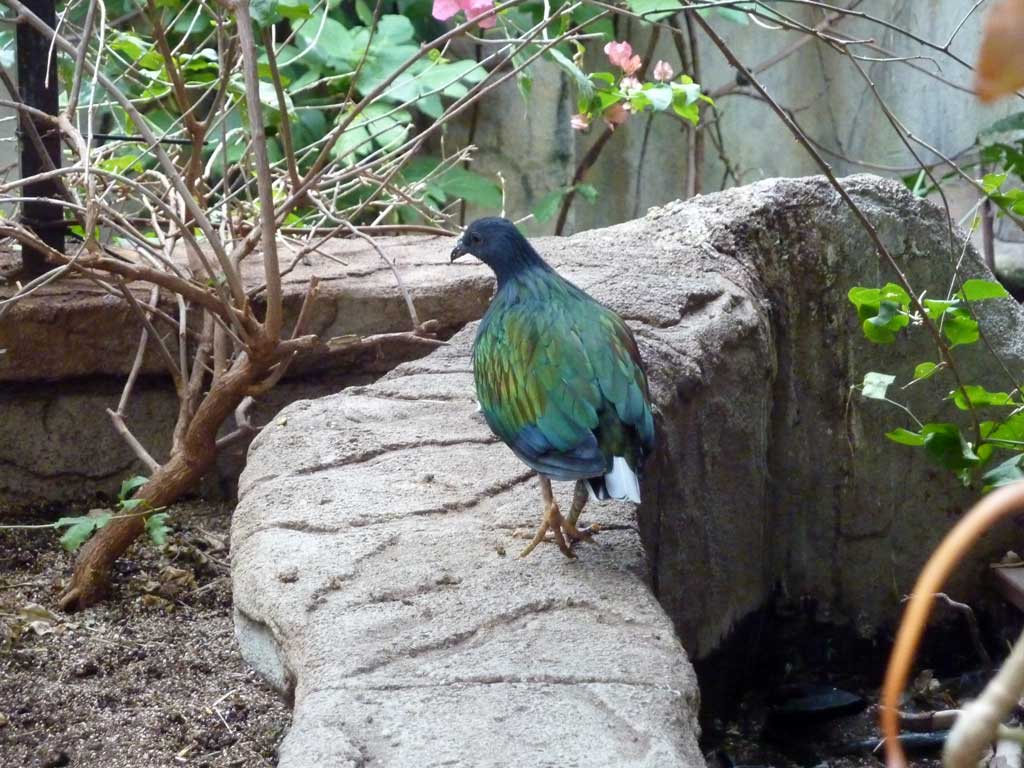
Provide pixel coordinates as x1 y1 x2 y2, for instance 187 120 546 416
492 233 552 289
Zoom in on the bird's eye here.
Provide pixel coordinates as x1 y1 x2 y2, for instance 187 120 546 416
469 233 482 246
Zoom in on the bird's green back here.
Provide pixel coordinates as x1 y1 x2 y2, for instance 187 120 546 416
472 268 654 480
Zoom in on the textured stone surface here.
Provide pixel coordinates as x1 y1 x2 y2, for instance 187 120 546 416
0 236 491 383
234 174 1024 766
0 238 495 507
233 336 701 767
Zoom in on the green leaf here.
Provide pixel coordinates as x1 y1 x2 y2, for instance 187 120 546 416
950 385 1017 410
250 0 277 25
331 123 372 164
862 371 896 400
119 498 146 513
644 83 674 111
549 48 593 111
921 423 980 471
848 283 910 322
145 512 171 547
534 189 566 223
277 0 313 19
913 362 940 380
119 475 148 501
667 78 711 125
942 307 979 347
628 0 683 22
862 300 909 343
957 278 1009 301
361 103 411 147
110 32 162 70
435 167 502 209
848 286 881 317
983 414 1024 446
981 111 1024 136
672 95 699 125
57 512 112 552
355 0 375 26
295 17 356 72
575 183 599 203
629 92 653 113
376 14 416 45
983 172 1008 195
982 454 1024 490
886 428 925 446
924 298 959 320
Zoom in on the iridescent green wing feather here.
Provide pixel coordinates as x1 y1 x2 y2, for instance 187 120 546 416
576 303 656 460
473 299 606 479
473 283 653 479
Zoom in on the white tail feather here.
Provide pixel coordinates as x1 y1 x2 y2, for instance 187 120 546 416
603 456 641 503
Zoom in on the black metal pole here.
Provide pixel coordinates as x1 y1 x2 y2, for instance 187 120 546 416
17 0 63 277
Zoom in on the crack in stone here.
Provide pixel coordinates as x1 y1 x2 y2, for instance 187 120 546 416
385 367 474 378
343 575 464 611
250 468 536 541
361 390 474 404
307 532 402 612
322 676 677 691
237 436 499 506
291 436 498 478
345 599 585 678
233 603 298 704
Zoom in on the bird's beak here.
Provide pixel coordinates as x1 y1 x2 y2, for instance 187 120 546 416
450 238 467 263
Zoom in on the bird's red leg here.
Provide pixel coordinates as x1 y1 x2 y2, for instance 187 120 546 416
519 476 576 559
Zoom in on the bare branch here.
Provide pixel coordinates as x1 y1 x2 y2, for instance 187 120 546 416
232 0 283 341
106 409 161 473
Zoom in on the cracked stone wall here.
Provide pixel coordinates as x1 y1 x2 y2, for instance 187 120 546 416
233 175 1024 766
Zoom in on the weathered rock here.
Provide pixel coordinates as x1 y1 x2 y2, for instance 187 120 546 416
0 239 495 507
234 174 1024 766
0 237 491 382
233 336 701 767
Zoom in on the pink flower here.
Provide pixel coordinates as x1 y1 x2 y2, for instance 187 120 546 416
605 40 642 76
570 113 590 131
604 41 633 67
620 76 642 96
432 0 496 28
653 60 674 82
621 54 642 76
603 102 629 130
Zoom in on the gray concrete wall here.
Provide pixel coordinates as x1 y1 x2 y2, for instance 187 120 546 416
462 3 1014 235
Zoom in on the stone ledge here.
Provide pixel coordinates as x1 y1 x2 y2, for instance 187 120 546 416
0 237 497 506
232 174 1024 765
0 236 494 383
233 334 702 767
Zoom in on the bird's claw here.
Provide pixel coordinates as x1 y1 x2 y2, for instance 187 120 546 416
519 500 573 559
517 514 600 559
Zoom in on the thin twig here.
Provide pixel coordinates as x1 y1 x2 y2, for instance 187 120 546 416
106 409 161 473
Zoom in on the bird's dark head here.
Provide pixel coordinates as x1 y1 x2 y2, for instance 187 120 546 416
450 217 546 284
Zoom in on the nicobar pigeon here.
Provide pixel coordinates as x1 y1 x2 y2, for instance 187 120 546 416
450 217 655 559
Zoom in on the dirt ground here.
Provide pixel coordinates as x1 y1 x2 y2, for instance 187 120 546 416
0 501 290 768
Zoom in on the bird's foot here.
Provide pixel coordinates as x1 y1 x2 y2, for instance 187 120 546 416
565 522 601 545
519 501 577 560
514 517 601 556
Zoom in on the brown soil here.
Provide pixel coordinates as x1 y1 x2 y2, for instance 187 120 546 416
0 501 290 768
